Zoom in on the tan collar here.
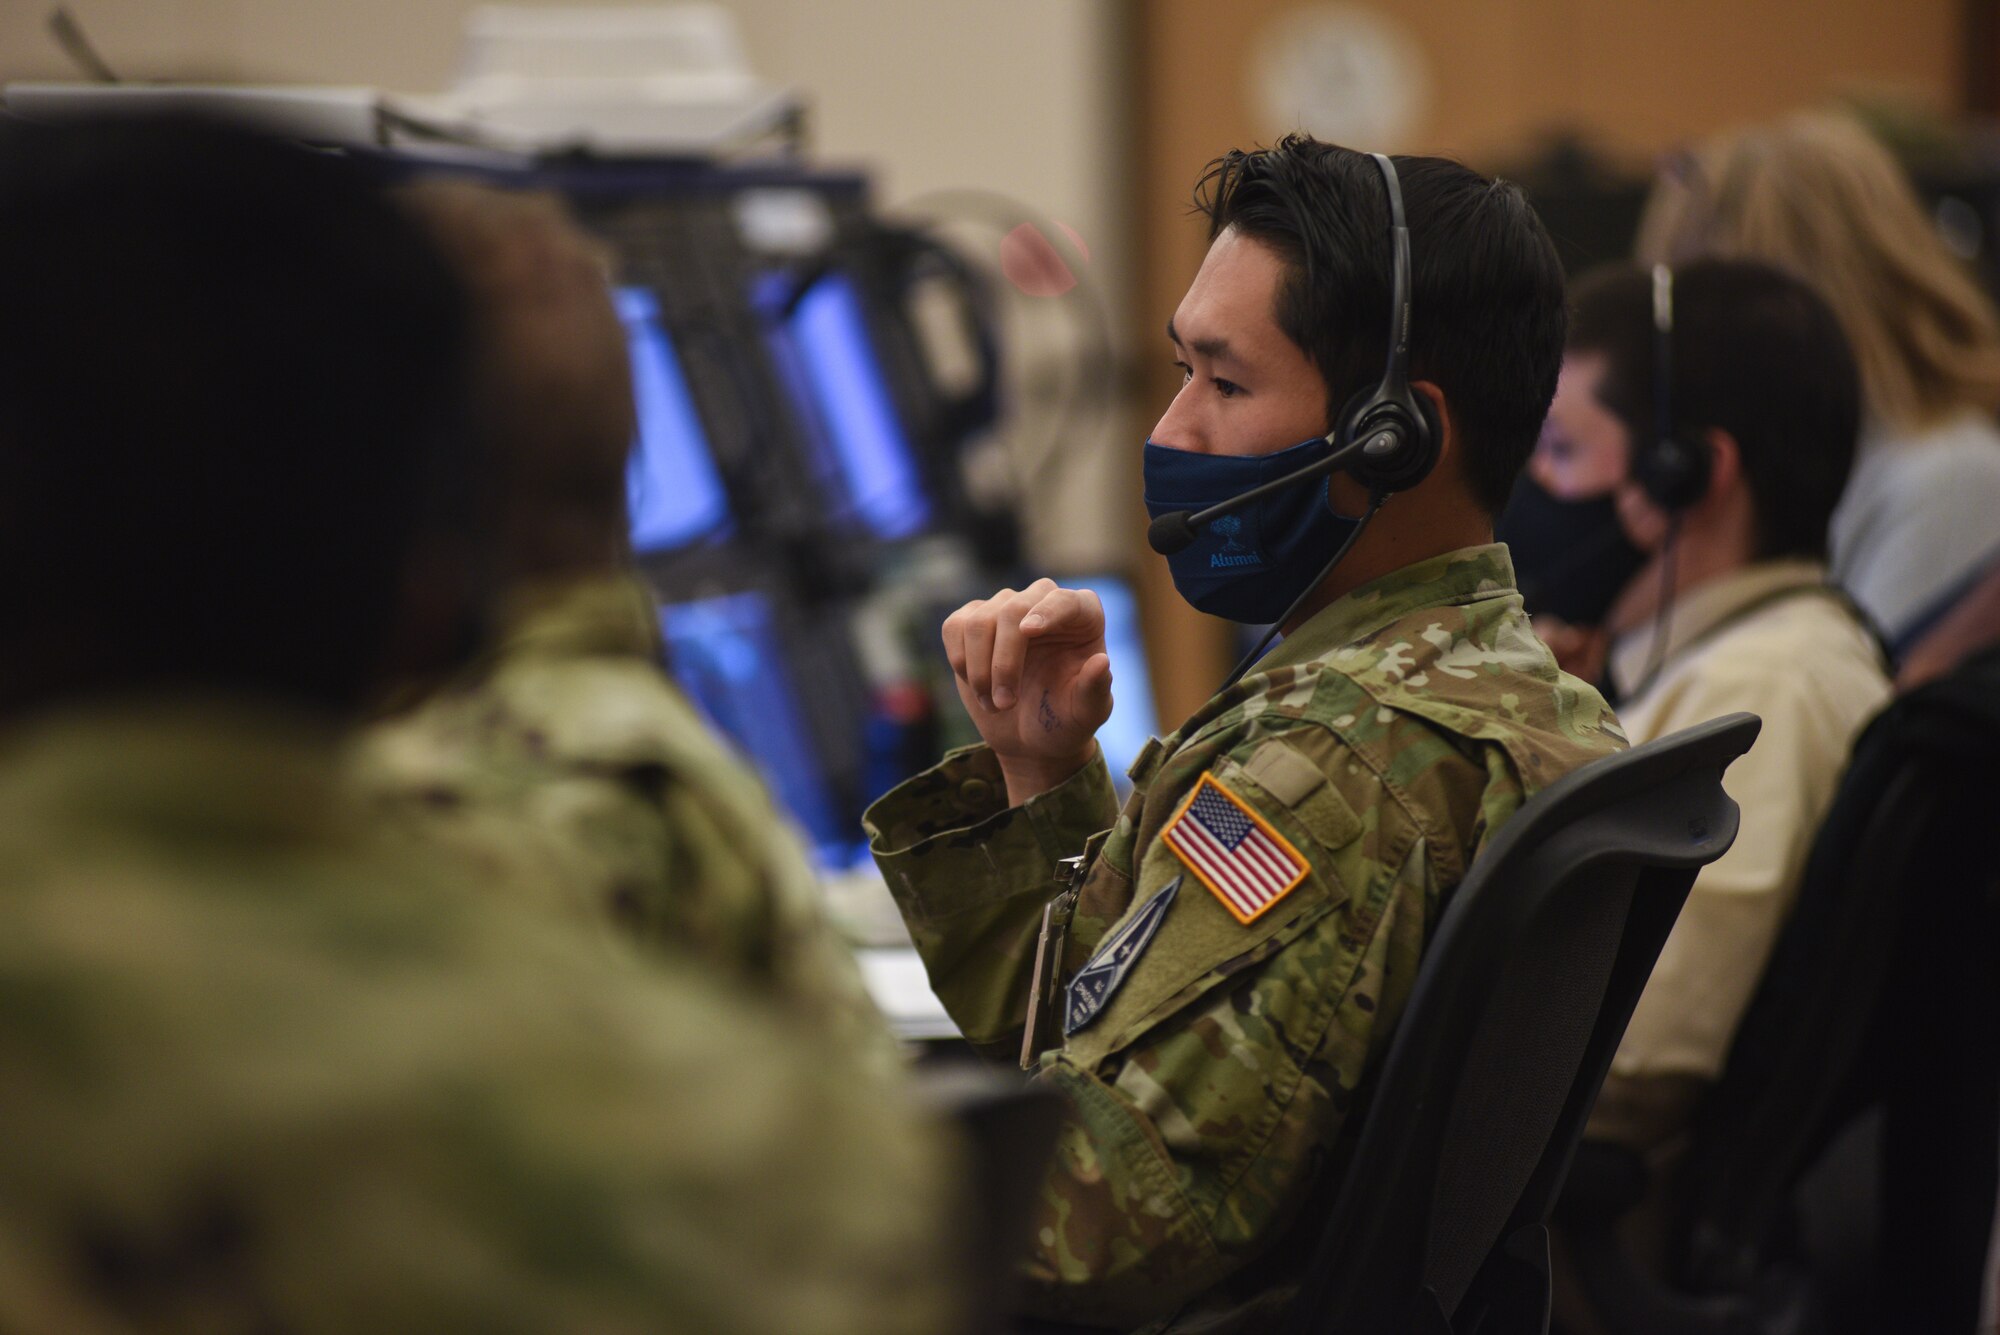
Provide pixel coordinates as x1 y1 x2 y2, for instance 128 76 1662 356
1610 559 1829 700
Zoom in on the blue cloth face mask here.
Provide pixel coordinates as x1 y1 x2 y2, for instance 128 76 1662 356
1143 434 1367 625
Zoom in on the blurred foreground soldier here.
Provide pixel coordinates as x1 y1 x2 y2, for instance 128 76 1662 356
864 136 1625 1330
0 119 958 1333
1528 260 1891 1149
351 181 895 1063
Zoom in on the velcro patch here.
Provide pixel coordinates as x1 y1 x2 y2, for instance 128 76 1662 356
1065 875 1179 1035
1162 773 1308 925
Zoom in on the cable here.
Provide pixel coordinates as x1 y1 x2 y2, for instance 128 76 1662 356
1219 492 1390 692
46 6 118 84
890 188 1119 500
1630 515 1683 700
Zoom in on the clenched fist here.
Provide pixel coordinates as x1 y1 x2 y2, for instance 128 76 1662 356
941 578 1114 805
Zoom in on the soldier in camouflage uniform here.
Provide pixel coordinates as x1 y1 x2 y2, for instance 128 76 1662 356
865 137 1625 1330
0 710 962 1335
0 118 961 1333
352 182 894 1065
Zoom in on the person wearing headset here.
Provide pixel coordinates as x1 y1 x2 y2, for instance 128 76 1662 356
864 135 1625 1331
1525 259 1891 1160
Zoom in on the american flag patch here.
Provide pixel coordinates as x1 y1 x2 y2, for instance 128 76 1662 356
1162 774 1309 924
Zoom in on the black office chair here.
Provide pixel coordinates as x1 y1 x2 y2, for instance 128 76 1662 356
1559 649 2000 1335
1280 712 1761 1335
913 1064 1068 1335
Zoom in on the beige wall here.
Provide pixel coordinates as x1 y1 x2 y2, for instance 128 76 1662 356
0 2 1133 314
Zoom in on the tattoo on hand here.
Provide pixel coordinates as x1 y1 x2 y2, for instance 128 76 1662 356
1038 690 1061 733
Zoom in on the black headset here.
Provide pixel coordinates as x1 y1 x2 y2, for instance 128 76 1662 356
1632 263 1713 512
1337 151 1442 495
1145 150 1440 559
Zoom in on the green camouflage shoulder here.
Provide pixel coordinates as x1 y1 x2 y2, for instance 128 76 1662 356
0 705 963 1335
353 574 898 1068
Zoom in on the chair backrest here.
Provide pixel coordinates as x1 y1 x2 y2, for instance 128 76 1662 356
1673 649 2000 1317
1283 712 1761 1334
1670 740 1940 1291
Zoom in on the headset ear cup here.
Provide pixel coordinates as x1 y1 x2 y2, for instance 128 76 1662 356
1337 386 1440 495
1335 385 1374 450
1636 434 1711 512
1409 388 1442 478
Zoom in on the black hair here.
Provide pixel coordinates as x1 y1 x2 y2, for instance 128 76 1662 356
0 116 478 715
1568 258 1861 560
1193 133 1567 514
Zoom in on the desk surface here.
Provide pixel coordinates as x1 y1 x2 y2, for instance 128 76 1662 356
855 947 959 1040
824 862 960 1041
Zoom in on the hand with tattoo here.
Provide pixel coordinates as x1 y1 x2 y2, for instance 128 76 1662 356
940 578 1114 805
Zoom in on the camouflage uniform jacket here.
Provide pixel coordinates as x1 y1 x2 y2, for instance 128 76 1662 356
353 572 896 1067
0 702 962 1334
865 546 1625 1331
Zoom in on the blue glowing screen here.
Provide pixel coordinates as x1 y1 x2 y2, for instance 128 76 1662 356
657 591 849 866
760 272 931 541
1069 575 1162 793
618 286 732 553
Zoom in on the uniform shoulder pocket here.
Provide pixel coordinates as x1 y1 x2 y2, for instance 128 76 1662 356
1238 736 1364 851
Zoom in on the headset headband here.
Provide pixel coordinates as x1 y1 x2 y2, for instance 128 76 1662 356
1371 151 1413 393
1652 263 1675 452
1327 150 1437 495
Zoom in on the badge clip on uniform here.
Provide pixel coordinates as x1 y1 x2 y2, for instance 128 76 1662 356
1020 856 1085 1070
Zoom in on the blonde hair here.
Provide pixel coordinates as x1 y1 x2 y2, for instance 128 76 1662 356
1637 111 2000 429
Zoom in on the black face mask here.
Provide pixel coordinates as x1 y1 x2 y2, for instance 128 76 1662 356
1495 473 1649 628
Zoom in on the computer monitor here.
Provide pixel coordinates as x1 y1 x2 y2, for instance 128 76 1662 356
657 589 858 868
1067 575 1162 793
617 286 733 553
756 270 932 542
